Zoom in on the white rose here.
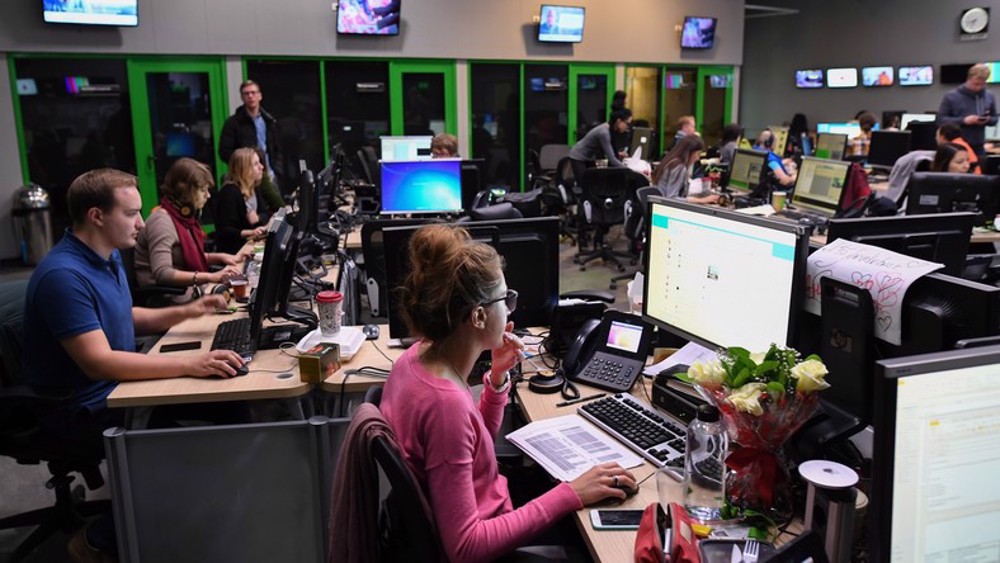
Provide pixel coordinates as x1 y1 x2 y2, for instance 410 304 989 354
790 359 831 393
727 382 767 416
688 359 725 388
750 352 768 365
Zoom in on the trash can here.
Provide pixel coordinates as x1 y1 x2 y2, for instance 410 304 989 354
12 184 52 266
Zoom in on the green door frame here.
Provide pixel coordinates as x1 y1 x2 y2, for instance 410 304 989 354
126 57 229 216
696 65 734 129
568 63 616 144
388 60 457 136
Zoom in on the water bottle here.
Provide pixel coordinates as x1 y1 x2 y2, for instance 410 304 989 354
684 404 727 521
246 257 262 291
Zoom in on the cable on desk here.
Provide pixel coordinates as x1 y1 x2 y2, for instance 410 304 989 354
339 366 391 417
371 341 396 366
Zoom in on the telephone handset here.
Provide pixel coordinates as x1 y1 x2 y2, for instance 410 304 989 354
561 311 654 393
562 318 601 375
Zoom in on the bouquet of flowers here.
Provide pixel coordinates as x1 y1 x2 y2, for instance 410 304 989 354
678 345 831 521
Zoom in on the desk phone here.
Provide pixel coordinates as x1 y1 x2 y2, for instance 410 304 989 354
563 310 654 393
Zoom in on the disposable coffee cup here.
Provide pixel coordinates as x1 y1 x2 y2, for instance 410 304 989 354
229 278 248 300
596 158 609 168
316 291 344 336
771 191 787 211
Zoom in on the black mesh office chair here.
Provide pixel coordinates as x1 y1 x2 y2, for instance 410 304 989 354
575 168 646 272
361 218 439 318
610 185 660 290
526 149 550 191
458 202 523 222
362 386 446 563
120 246 185 308
0 280 109 563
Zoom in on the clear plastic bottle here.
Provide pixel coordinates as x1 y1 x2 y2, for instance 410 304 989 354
246 257 262 291
684 404 728 521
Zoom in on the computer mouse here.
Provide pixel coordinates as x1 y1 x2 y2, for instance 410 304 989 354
613 482 639 498
231 362 249 377
363 324 380 340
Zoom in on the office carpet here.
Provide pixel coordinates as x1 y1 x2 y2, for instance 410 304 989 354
0 231 637 560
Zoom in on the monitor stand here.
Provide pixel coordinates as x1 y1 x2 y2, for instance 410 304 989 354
388 337 419 349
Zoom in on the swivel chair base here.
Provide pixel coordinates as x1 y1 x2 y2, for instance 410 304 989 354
575 244 633 272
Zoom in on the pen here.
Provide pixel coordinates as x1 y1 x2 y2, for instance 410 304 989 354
556 392 606 408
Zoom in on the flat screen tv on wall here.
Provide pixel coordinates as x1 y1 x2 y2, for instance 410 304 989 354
337 0 400 36
43 0 137 27
537 5 585 43
680 16 717 49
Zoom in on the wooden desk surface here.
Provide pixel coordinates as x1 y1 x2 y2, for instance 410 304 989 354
320 324 400 393
107 312 312 408
515 379 669 563
344 228 361 250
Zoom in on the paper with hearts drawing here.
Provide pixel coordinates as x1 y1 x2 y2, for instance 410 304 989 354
804 238 942 345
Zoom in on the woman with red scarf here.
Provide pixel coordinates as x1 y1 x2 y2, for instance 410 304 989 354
134 158 247 304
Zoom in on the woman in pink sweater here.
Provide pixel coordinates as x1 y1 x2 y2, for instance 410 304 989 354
380 225 636 562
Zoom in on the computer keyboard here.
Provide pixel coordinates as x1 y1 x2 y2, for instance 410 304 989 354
210 317 257 361
578 393 687 470
778 208 829 225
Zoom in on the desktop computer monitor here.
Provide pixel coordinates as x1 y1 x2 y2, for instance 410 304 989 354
725 149 767 193
460 159 485 211
790 157 850 215
379 135 433 161
380 160 464 215
816 122 876 138
904 172 1000 221
871 345 1000 562
382 217 561 340
826 212 976 276
296 169 319 236
642 197 809 351
252 215 315 333
800 134 814 157
905 120 939 150
899 112 936 130
815 133 847 161
867 130 912 169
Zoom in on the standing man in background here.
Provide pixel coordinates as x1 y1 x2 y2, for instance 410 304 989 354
938 63 997 158
219 80 286 197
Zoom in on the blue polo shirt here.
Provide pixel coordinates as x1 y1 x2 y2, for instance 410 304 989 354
23 231 135 413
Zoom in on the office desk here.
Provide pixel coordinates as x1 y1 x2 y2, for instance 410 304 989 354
810 228 1000 246
515 379 667 562
344 228 362 250
107 313 312 409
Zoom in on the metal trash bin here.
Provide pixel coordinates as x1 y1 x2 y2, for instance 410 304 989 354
12 184 53 265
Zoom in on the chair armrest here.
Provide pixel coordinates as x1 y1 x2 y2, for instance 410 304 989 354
559 289 616 303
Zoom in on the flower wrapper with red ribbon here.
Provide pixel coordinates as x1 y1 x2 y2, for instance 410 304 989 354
678 345 831 522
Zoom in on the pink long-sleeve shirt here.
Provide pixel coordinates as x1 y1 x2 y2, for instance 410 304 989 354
380 343 583 563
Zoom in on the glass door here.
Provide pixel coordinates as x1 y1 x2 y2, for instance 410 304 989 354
697 66 735 148
127 58 228 216
625 65 662 159
389 61 457 137
661 67 697 151
568 64 615 143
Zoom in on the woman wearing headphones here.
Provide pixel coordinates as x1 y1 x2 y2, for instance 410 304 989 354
380 225 637 562
755 129 797 187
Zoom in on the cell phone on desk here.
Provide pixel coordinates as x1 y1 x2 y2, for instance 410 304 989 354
563 310 654 393
590 509 644 530
159 341 202 353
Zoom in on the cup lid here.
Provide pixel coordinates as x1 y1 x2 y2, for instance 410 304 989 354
317 290 344 303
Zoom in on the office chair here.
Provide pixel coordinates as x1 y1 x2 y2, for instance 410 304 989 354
356 148 377 185
526 149 551 191
575 168 645 272
538 143 571 174
120 246 185 308
459 202 523 222
0 280 109 563
361 218 438 318
610 185 660 290
361 387 446 563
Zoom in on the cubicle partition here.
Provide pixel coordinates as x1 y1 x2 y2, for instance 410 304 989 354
104 416 350 563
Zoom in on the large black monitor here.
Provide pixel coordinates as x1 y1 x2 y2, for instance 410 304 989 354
905 120 938 150
723 149 767 194
790 156 850 215
867 130 912 169
382 217 560 341
296 169 319 235
871 345 1000 562
251 214 316 348
379 160 464 215
642 197 810 351
379 135 433 161
815 132 847 161
904 172 1000 221
460 159 485 211
826 212 977 276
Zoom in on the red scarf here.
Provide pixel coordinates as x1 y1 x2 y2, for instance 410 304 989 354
160 198 210 273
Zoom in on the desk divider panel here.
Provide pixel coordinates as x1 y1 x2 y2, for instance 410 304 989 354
104 416 350 563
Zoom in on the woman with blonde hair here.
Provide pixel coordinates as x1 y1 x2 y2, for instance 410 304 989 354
380 224 636 562
134 158 245 304
215 147 270 254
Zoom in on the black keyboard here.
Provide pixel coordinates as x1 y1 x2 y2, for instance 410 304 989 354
778 208 828 223
210 317 257 361
574 352 643 392
578 393 687 470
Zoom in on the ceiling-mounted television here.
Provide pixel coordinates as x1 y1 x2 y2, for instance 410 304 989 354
898 66 934 87
826 67 859 88
537 5 585 43
795 69 824 89
681 16 717 49
43 0 137 27
337 0 400 36
862 66 894 87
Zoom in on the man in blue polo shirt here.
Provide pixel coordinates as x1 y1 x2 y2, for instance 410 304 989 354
23 168 246 563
